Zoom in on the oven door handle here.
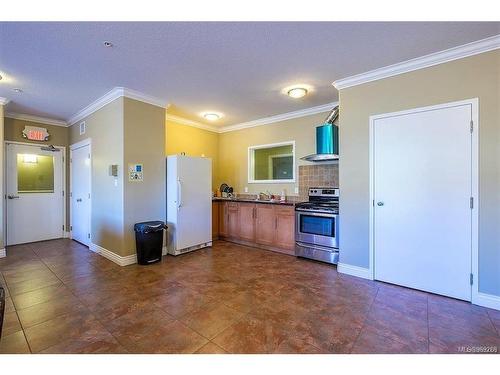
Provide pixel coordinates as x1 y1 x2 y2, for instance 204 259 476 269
295 241 337 252
295 209 337 218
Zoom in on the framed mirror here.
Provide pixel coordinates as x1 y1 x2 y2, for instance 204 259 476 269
248 141 295 183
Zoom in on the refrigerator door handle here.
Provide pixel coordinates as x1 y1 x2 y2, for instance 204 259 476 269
177 179 183 209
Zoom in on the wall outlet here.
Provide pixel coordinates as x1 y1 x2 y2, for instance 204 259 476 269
294 187 299 194
244 186 248 193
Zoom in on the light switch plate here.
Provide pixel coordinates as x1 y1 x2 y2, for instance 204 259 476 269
294 187 299 194
244 187 248 193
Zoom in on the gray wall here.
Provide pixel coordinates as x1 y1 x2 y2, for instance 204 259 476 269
4 117 70 228
69 97 125 255
0 105 4 250
123 97 166 256
339 50 499 296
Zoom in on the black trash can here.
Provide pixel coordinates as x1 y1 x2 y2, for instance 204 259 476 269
134 221 166 265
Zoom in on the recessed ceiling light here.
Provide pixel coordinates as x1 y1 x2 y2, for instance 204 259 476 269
287 87 308 99
103 41 114 47
282 84 313 99
202 113 222 121
13 88 23 93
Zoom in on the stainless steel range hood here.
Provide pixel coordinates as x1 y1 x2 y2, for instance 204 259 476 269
301 106 339 162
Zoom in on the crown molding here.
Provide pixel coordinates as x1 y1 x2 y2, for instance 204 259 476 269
0 97 10 106
333 34 500 90
6 112 68 127
68 87 166 125
167 101 337 134
218 101 338 133
166 114 219 133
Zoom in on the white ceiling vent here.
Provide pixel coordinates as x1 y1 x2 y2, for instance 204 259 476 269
79 121 86 135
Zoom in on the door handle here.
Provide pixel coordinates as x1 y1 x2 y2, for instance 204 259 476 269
76 198 82 202
377 202 384 206
177 179 183 210
7 195 20 199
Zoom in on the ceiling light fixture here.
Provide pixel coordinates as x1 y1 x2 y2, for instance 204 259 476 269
13 88 23 93
287 87 308 99
202 113 222 121
282 84 313 99
103 41 114 47
0 74 3 81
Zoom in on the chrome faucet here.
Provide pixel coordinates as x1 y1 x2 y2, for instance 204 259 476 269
259 191 273 200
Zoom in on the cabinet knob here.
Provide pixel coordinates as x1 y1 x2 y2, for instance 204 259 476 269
377 201 384 206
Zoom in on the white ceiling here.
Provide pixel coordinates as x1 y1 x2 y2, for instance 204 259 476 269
0 22 498 127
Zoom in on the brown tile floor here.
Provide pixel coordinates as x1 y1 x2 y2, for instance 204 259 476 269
0 239 499 354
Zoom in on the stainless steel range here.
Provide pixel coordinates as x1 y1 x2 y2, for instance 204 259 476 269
295 187 339 264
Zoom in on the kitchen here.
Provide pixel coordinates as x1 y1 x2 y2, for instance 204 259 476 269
166 105 340 266
1 21 498 357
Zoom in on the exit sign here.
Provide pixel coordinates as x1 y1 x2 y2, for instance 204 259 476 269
22 126 50 141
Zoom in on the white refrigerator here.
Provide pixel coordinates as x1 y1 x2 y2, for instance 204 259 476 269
166 155 212 255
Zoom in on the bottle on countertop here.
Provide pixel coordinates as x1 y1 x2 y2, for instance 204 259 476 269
280 190 286 202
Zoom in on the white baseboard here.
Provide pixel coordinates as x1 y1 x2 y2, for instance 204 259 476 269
474 292 500 311
63 231 71 239
89 242 137 266
162 245 167 256
337 262 373 280
0 248 6 258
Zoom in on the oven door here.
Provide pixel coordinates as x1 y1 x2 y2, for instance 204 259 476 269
295 210 338 248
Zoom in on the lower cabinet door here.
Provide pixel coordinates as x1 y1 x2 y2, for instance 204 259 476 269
219 202 228 237
255 204 275 246
227 203 240 238
238 203 256 242
275 207 295 251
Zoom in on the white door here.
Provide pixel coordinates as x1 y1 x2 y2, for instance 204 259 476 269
70 142 91 245
176 156 211 250
6 143 64 245
373 102 473 301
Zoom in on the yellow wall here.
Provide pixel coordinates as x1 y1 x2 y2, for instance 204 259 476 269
166 118 220 189
218 111 330 196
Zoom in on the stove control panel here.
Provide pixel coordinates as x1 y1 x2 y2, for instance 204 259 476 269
308 188 339 197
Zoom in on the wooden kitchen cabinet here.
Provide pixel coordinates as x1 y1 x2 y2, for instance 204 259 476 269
216 200 295 256
218 201 228 237
274 206 295 252
227 202 240 239
238 203 256 242
255 204 275 246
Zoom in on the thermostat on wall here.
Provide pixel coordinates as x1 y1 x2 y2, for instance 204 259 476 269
110 164 118 177
128 163 143 182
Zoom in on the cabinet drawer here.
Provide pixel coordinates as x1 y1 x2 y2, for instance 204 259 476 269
274 206 294 216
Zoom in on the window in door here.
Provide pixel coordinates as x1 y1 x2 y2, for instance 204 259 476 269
17 154 55 193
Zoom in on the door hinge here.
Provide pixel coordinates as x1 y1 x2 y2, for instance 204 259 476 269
88 233 91 239
88 193 91 199
70 225 72 231
470 273 474 285
62 225 65 231
372 200 375 207
88 153 91 159
470 120 473 133
62 190 64 196
470 197 474 209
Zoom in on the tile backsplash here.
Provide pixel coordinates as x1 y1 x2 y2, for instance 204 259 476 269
298 164 339 200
